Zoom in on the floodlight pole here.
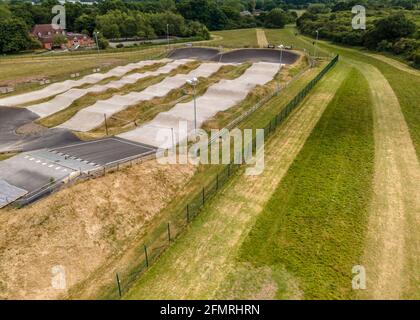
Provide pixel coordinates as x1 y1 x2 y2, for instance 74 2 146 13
94 31 100 54
193 83 197 132
314 30 319 58
166 24 170 51
171 127 175 151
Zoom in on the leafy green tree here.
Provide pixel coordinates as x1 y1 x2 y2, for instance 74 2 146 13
364 13 416 48
264 8 287 28
0 18 36 53
52 34 67 48
75 13 96 35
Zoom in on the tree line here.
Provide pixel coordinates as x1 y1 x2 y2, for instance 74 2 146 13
297 1 419 67
0 0 300 54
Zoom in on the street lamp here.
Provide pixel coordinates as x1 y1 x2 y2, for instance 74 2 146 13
187 77 199 132
278 44 284 64
166 24 170 51
314 29 319 58
94 31 100 54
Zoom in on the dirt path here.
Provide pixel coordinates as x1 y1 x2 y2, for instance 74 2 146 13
350 61 420 299
256 29 268 48
364 53 420 77
125 64 350 299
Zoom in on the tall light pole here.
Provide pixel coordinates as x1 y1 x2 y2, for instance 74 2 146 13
278 44 284 64
166 24 170 51
314 29 319 58
94 31 100 54
277 44 284 94
187 77 199 132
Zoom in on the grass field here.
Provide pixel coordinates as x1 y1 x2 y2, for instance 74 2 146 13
205 28 259 48
314 40 420 158
0 46 167 91
123 61 352 299
238 68 374 299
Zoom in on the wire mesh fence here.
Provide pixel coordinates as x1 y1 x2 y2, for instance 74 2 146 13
100 55 339 299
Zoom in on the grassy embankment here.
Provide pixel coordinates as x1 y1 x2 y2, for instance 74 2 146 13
315 40 420 157
238 68 374 299
123 61 355 299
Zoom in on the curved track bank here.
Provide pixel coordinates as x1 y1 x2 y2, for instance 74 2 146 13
169 47 299 64
118 62 280 148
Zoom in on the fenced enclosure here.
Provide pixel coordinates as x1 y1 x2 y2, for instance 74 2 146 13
100 55 339 299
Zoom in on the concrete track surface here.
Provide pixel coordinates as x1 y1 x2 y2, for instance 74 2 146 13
118 62 281 148
27 59 179 118
0 59 163 107
59 61 229 132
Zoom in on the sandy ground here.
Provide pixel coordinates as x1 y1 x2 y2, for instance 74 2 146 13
0 160 196 299
256 29 268 48
352 61 420 299
124 64 350 299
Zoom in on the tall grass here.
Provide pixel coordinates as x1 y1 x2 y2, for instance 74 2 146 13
238 68 375 299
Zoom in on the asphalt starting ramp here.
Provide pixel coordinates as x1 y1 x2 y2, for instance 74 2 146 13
0 179 27 208
49 137 156 166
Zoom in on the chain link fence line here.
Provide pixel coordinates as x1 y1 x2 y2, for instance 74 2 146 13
99 55 339 299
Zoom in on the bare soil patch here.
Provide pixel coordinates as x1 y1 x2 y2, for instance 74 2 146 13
0 159 196 299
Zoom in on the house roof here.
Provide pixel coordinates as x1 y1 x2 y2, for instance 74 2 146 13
32 24 65 36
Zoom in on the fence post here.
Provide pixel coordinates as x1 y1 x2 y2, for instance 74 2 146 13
167 222 171 243
216 174 219 190
202 187 205 205
104 113 109 136
144 244 149 268
116 273 122 297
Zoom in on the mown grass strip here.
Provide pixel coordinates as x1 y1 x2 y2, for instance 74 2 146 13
238 68 375 299
316 40 420 157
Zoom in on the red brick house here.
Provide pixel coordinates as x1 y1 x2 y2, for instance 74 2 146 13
31 24 95 50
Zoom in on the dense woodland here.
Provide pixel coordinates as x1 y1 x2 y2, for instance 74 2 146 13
297 1 419 67
0 0 299 53
0 0 419 66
